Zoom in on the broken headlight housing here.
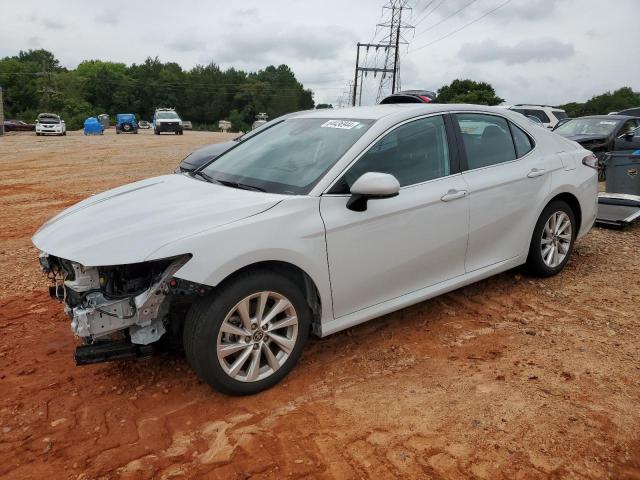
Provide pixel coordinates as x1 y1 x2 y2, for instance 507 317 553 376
44 254 191 345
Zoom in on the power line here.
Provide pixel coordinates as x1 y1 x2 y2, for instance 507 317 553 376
411 0 437 25
414 0 480 38
408 0 514 54
412 0 446 28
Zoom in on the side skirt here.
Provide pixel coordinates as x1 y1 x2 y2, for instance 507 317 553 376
317 255 526 337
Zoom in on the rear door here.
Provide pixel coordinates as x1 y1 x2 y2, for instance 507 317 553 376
454 113 554 272
320 114 469 318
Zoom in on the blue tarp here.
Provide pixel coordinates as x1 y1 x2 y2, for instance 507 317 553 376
83 117 103 135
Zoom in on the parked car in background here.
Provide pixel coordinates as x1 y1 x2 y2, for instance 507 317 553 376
526 115 545 126
379 90 437 104
508 105 567 129
252 113 269 130
612 125 640 153
35 113 66 136
3 119 35 132
553 115 640 179
83 117 104 135
153 108 183 135
34 104 597 395
554 117 572 129
98 114 110 130
176 141 237 173
116 113 138 134
182 121 193 130
138 120 151 129
617 107 640 118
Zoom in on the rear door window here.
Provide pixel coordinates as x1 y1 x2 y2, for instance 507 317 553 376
456 114 517 169
510 123 534 157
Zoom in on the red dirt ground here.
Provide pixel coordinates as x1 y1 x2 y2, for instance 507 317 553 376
1 129 639 479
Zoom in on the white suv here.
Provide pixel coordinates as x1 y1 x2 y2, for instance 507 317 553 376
508 105 568 129
35 113 66 136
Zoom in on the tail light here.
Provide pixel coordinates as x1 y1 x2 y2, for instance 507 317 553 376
582 153 598 169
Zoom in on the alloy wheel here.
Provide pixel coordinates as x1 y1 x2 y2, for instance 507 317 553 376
540 211 572 268
216 291 298 382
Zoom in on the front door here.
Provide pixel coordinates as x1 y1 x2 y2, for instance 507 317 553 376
320 115 470 319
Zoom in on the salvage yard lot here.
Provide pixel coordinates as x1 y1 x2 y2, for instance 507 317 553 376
0 129 639 479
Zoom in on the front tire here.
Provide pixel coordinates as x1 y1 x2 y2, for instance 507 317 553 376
526 200 576 277
183 270 310 395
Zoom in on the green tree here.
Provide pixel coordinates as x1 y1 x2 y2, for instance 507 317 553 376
560 87 640 117
436 79 504 106
0 49 315 130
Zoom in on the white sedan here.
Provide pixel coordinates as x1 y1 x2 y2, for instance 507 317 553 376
33 104 598 395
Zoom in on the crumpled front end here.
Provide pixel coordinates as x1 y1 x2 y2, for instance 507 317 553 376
39 253 204 363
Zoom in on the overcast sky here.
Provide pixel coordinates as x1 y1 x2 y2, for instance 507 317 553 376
3 0 639 107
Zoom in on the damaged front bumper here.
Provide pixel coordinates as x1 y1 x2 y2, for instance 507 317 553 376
41 253 191 346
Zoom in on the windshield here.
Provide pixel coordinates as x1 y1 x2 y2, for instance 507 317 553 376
201 118 374 194
156 111 179 120
555 118 618 136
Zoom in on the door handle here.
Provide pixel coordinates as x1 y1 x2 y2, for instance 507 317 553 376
527 168 546 178
440 189 468 202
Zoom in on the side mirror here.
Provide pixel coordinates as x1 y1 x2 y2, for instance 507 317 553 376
346 172 400 212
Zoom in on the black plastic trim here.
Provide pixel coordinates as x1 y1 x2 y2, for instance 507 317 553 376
443 113 463 174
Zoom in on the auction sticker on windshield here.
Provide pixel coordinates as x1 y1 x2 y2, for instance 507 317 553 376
321 120 360 129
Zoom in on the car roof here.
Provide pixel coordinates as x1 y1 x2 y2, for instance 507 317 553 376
292 104 517 121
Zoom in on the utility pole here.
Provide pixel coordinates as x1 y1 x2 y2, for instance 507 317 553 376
351 42 395 106
0 86 4 136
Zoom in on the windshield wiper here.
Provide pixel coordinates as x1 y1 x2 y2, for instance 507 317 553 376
191 171 218 184
215 179 266 192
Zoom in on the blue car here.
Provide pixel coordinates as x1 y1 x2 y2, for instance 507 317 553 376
83 117 103 136
116 113 138 134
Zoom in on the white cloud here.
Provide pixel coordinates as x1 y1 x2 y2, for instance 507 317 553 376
0 0 638 107
458 38 575 65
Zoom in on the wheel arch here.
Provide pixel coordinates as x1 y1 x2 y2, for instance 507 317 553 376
525 188 583 256
548 192 582 235
209 260 323 336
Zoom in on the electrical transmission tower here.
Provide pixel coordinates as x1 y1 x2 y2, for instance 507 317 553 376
375 0 413 102
351 0 414 106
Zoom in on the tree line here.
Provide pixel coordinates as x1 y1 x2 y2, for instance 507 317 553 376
433 79 640 117
0 49 314 131
1 50 638 131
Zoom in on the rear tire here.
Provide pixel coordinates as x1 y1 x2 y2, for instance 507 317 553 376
183 270 310 395
526 200 576 277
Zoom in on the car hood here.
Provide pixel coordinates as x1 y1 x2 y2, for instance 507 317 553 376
562 134 609 144
32 174 285 266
